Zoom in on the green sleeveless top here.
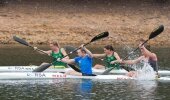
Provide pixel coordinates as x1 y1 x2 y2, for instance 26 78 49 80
50 49 67 68
104 53 120 69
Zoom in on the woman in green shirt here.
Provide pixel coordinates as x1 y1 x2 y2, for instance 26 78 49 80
34 41 68 68
92 45 121 69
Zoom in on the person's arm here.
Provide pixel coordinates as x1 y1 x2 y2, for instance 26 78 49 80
34 47 51 55
60 48 69 59
141 45 157 61
92 54 106 58
110 52 121 64
80 44 106 58
81 45 93 58
61 58 75 64
121 56 144 65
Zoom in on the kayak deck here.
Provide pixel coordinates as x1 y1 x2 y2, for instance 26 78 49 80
0 72 169 81
0 66 170 76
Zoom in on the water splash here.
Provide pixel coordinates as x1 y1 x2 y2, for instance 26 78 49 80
135 62 155 80
123 45 140 70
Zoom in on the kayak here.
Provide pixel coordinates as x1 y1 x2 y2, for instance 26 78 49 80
0 66 127 74
0 72 169 81
0 66 170 76
0 66 67 72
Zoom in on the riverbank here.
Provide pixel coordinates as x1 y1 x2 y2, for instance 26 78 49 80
0 0 170 47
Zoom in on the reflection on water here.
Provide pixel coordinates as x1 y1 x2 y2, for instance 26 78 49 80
74 79 93 100
0 79 94 100
127 80 157 99
0 79 169 100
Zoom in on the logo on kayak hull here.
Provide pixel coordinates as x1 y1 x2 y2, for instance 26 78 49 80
27 73 46 77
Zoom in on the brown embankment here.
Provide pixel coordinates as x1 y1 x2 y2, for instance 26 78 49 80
0 0 170 47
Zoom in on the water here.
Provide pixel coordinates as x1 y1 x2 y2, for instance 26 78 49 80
0 79 169 100
0 45 170 100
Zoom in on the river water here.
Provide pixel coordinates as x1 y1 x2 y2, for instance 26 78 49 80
0 45 170 100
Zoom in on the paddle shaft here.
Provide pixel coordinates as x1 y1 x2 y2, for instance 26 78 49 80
62 42 90 58
28 45 49 56
123 39 149 60
102 38 155 74
15 32 109 72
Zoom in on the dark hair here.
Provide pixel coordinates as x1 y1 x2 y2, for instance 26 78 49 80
104 45 114 51
80 48 86 53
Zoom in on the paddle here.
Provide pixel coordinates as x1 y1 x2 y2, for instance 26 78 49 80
123 25 164 60
63 46 134 74
16 32 108 72
102 25 164 75
32 46 81 72
13 36 48 55
33 63 81 72
13 36 81 72
62 32 109 58
33 32 109 72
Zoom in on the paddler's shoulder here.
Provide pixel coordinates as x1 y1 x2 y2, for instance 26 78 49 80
113 52 119 56
149 53 157 61
60 48 66 52
151 53 157 58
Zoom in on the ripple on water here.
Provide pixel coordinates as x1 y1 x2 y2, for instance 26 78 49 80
0 79 169 99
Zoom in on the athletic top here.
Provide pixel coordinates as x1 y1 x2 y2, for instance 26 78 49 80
74 55 93 75
148 58 158 72
51 49 67 68
104 54 120 69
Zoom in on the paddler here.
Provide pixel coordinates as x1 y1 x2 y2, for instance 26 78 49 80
34 41 68 68
60 45 93 76
92 45 122 70
121 39 159 77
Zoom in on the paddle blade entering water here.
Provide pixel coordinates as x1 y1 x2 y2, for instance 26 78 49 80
120 66 135 72
101 67 114 75
101 66 135 75
33 63 52 72
13 36 30 47
149 25 164 39
90 32 109 42
68 64 81 72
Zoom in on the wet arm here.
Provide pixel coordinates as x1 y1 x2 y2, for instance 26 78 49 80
142 46 157 61
34 47 51 55
92 54 106 58
61 58 75 64
82 47 94 58
121 56 144 65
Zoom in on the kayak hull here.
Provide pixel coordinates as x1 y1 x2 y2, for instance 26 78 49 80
0 66 170 76
0 72 169 81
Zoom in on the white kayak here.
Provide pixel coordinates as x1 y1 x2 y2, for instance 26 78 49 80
0 72 169 81
0 66 128 74
0 66 170 76
0 66 67 72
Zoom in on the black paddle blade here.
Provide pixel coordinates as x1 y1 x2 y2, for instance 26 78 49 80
33 63 52 72
68 64 81 72
90 32 109 42
101 67 114 75
120 65 135 72
149 25 164 39
101 66 135 75
13 36 30 47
